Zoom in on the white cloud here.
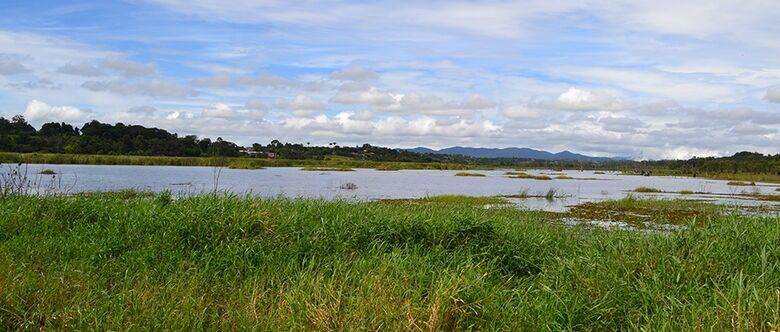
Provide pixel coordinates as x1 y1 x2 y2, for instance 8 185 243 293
245 99 267 110
550 87 625 111
765 85 780 103
0 59 29 75
81 79 195 97
273 95 324 111
102 56 156 77
202 103 235 118
500 104 538 119
23 100 91 124
236 74 295 88
57 63 104 77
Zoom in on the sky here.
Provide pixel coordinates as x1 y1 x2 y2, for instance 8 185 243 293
1 0 779 159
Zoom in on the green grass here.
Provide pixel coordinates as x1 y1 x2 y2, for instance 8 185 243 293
226 159 265 170
38 169 56 175
679 190 695 195
454 172 486 177
0 195 779 330
633 186 662 193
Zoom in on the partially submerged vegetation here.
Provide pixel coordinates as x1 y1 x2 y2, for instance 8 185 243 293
568 196 723 226
380 195 509 206
38 168 56 175
727 180 756 186
301 166 355 172
454 172 486 177
501 188 569 200
633 186 663 193
0 194 778 330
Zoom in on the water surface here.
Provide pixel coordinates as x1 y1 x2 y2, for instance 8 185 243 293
13 164 780 212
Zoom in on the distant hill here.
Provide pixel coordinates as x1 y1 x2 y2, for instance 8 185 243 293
406 146 613 162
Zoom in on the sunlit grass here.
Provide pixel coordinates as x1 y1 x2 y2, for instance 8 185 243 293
0 195 777 330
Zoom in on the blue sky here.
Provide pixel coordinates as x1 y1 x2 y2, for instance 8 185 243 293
1 0 779 159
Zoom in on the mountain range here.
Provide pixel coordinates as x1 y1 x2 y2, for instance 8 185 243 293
406 146 614 162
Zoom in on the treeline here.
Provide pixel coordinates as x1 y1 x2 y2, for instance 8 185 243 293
2 115 779 174
0 116 241 157
0 116 483 163
650 151 780 175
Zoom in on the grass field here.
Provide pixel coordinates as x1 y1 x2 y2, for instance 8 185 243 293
0 194 778 330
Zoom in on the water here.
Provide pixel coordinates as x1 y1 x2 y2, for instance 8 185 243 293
11 164 780 211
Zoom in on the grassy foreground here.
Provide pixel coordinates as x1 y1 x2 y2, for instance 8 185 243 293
0 195 779 330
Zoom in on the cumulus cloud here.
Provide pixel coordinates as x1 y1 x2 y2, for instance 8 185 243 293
202 103 236 118
500 104 538 119
81 79 195 97
547 87 625 111
0 59 29 75
331 86 496 116
102 56 156 77
57 63 104 77
23 100 91 123
273 95 325 116
765 85 780 103
330 87 397 106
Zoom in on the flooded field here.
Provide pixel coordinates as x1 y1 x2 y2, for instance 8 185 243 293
11 163 780 212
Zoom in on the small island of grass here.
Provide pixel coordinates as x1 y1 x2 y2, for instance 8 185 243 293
301 166 355 172
39 169 56 175
455 172 486 177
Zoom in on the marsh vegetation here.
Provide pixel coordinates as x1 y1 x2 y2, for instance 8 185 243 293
0 194 778 330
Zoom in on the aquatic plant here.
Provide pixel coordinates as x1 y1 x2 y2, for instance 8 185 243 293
39 169 56 175
455 172 486 177
727 181 756 186
301 166 355 171
633 186 662 193
506 171 552 180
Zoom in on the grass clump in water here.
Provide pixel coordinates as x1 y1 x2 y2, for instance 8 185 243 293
568 197 721 225
554 175 573 180
506 171 552 180
301 166 355 172
678 190 694 195
1 195 779 330
38 169 56 175
381 195 509 206
634 186 662 193
455 172 486 177
727 180 756 186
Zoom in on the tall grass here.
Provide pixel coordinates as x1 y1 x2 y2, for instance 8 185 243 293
0 195 778 330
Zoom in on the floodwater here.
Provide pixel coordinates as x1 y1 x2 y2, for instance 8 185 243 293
9 164 780 212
